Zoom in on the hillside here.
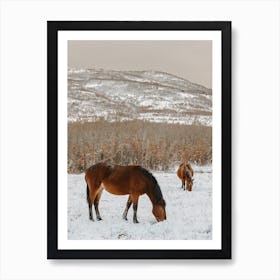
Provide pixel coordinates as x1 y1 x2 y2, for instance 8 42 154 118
68 68 212 126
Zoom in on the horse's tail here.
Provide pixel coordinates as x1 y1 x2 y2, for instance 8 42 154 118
86 184 89 204
85 176 90 205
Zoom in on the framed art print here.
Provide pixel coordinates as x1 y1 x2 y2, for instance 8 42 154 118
47 21 231 259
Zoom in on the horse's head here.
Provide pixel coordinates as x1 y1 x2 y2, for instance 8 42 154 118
152 198 166 222
186 176 194 191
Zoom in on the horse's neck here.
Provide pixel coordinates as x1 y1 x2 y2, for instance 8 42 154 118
146 184 162 205
146 191 157 205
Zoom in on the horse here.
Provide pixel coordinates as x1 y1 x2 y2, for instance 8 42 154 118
85 162 166 223
177 162 194 191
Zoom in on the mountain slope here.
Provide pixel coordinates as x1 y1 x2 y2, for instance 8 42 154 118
68 68 212 126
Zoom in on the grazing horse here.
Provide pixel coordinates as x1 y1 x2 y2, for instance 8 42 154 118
177 162 194 191
85 162 166 223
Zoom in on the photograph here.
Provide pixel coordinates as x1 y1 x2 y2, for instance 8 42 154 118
67 40 213 240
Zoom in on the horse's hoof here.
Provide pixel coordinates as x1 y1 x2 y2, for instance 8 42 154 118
123 217 128 221
97 217 102 221
133 220 139 224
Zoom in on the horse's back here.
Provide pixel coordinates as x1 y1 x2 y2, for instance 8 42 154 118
103 165 149 195
86 162 158 196
176 162 194 180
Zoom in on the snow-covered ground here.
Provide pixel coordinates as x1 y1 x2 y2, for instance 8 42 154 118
68 166 212 240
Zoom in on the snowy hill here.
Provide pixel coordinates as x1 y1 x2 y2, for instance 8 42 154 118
68 68 212 126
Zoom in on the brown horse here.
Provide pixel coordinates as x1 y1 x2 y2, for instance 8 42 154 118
177 162 194 191
85 162 166 223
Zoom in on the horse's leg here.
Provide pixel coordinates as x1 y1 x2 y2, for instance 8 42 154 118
94 188 103 221
86 183 94 221
182 180 186 191
131 195 140 224
122 195 132 220
86 180 100 221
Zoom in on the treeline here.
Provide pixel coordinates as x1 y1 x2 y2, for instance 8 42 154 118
68 120 212 173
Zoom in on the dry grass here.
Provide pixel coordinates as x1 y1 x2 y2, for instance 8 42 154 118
68 120 212 173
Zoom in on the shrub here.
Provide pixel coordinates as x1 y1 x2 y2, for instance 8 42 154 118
68 120 212 173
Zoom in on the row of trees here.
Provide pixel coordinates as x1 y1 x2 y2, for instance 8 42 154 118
68 120 212 173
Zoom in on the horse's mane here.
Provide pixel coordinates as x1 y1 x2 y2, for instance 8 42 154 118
139 167 166 207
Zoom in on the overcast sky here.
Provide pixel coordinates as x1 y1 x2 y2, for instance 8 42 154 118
68 40 212 88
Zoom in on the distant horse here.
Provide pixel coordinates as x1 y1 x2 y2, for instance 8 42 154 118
85 162 166 223
177 162 194 191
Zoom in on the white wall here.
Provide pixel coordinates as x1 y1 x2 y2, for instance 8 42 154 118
0 0 279 279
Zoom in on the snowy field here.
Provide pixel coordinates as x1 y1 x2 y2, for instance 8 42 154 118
68 165 212 240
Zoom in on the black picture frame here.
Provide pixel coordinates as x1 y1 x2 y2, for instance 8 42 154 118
47 21 231 259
